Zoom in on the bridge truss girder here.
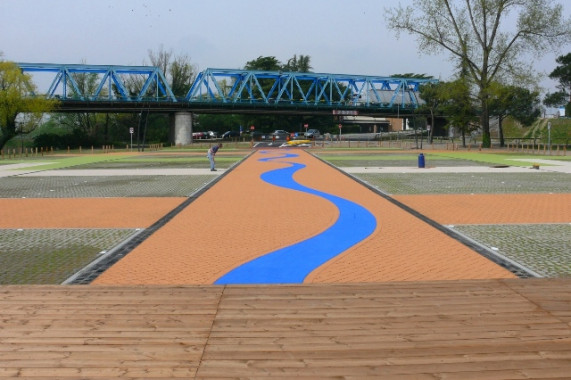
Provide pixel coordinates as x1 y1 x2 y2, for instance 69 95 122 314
186 68 437 110
16 63 437 114
17 63 176 102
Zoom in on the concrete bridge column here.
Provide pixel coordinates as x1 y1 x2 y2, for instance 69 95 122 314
173 111 193 146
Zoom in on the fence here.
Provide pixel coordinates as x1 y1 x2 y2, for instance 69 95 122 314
0 143 165 159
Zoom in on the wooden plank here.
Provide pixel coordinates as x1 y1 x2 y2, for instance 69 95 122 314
0 280 570 379
195 358 571 377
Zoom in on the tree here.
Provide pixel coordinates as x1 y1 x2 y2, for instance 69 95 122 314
121 47 197 147
544 91 567 109
169 55 195 97
148 46 196 97
549 53 571 101
544 52 571 115
244 56 281 71
238 55 334 133
441 78 479 147
418 81 443 143
46 66 117 147
489 83 541 147
124 46 196 99
0 60 57 150
386 0 571 148
283 54 312 72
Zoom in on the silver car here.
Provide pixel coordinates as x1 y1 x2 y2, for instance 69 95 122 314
271 130 290 140
304 129 321 138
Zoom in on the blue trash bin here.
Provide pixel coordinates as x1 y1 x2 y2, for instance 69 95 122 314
418 153 425 168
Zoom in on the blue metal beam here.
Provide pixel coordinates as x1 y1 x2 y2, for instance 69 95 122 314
17 63 177 102
16 63 437 112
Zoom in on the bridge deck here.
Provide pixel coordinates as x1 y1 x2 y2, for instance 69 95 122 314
1 279 570 379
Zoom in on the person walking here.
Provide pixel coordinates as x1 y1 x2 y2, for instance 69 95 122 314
207 143 222 171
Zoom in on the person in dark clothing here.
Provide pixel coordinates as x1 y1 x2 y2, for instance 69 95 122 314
207 143 222 171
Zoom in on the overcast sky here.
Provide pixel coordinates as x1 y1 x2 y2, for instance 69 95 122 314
1 0 570 96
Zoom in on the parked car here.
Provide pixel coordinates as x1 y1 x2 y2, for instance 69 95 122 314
304 129 321 138
206 131 219 139
192 131 206 139
271 130 290 140
221 130 240 139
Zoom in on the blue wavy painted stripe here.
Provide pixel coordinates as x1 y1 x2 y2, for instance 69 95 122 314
214 155 376 285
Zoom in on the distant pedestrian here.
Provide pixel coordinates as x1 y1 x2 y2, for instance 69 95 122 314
207 143 222 171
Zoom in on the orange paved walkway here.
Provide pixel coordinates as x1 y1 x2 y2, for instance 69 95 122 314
93 150 516 285
0 198 186 229
393 193 571 225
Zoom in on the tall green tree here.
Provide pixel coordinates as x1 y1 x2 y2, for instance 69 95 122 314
124 46 196 99
0 60 57 150
549 53 571 101
418 81 444 143
386 0 571 148
544 90 568 110
122 47 197 147
544 52 571 115
47 67 117 146
169 55 195 97
441 78 479 147
283 54 312 72
244 56 281 71
489 83 541 147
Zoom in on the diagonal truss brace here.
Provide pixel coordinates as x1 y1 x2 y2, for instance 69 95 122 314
17 63 177 102
17 63 437 111
185 68 437 109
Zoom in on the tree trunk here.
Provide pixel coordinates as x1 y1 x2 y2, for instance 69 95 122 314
429 113 435 144
498 115 505 148
0 133 13 151
480 97 491 148
104 113 110 145
0 118 17 151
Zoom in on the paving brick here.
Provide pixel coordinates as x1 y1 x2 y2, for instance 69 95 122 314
93 150 516 285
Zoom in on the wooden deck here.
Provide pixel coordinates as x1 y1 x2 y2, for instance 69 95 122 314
1 279 570 379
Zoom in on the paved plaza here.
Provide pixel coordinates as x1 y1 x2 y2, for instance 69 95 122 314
1 148 570 379
0 149 569 284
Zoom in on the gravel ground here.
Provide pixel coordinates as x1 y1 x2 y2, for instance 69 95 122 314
0 175 216 198
75 156 243 169
354 172 571 194
325 158 485 167
452 224 571 278
0 228 138 284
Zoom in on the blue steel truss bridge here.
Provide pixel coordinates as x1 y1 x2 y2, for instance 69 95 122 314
18 63 437 116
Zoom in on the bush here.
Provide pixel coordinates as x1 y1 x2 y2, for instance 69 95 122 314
34 130 95 149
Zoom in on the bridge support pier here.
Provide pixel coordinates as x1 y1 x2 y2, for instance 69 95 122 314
173 111 193 146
